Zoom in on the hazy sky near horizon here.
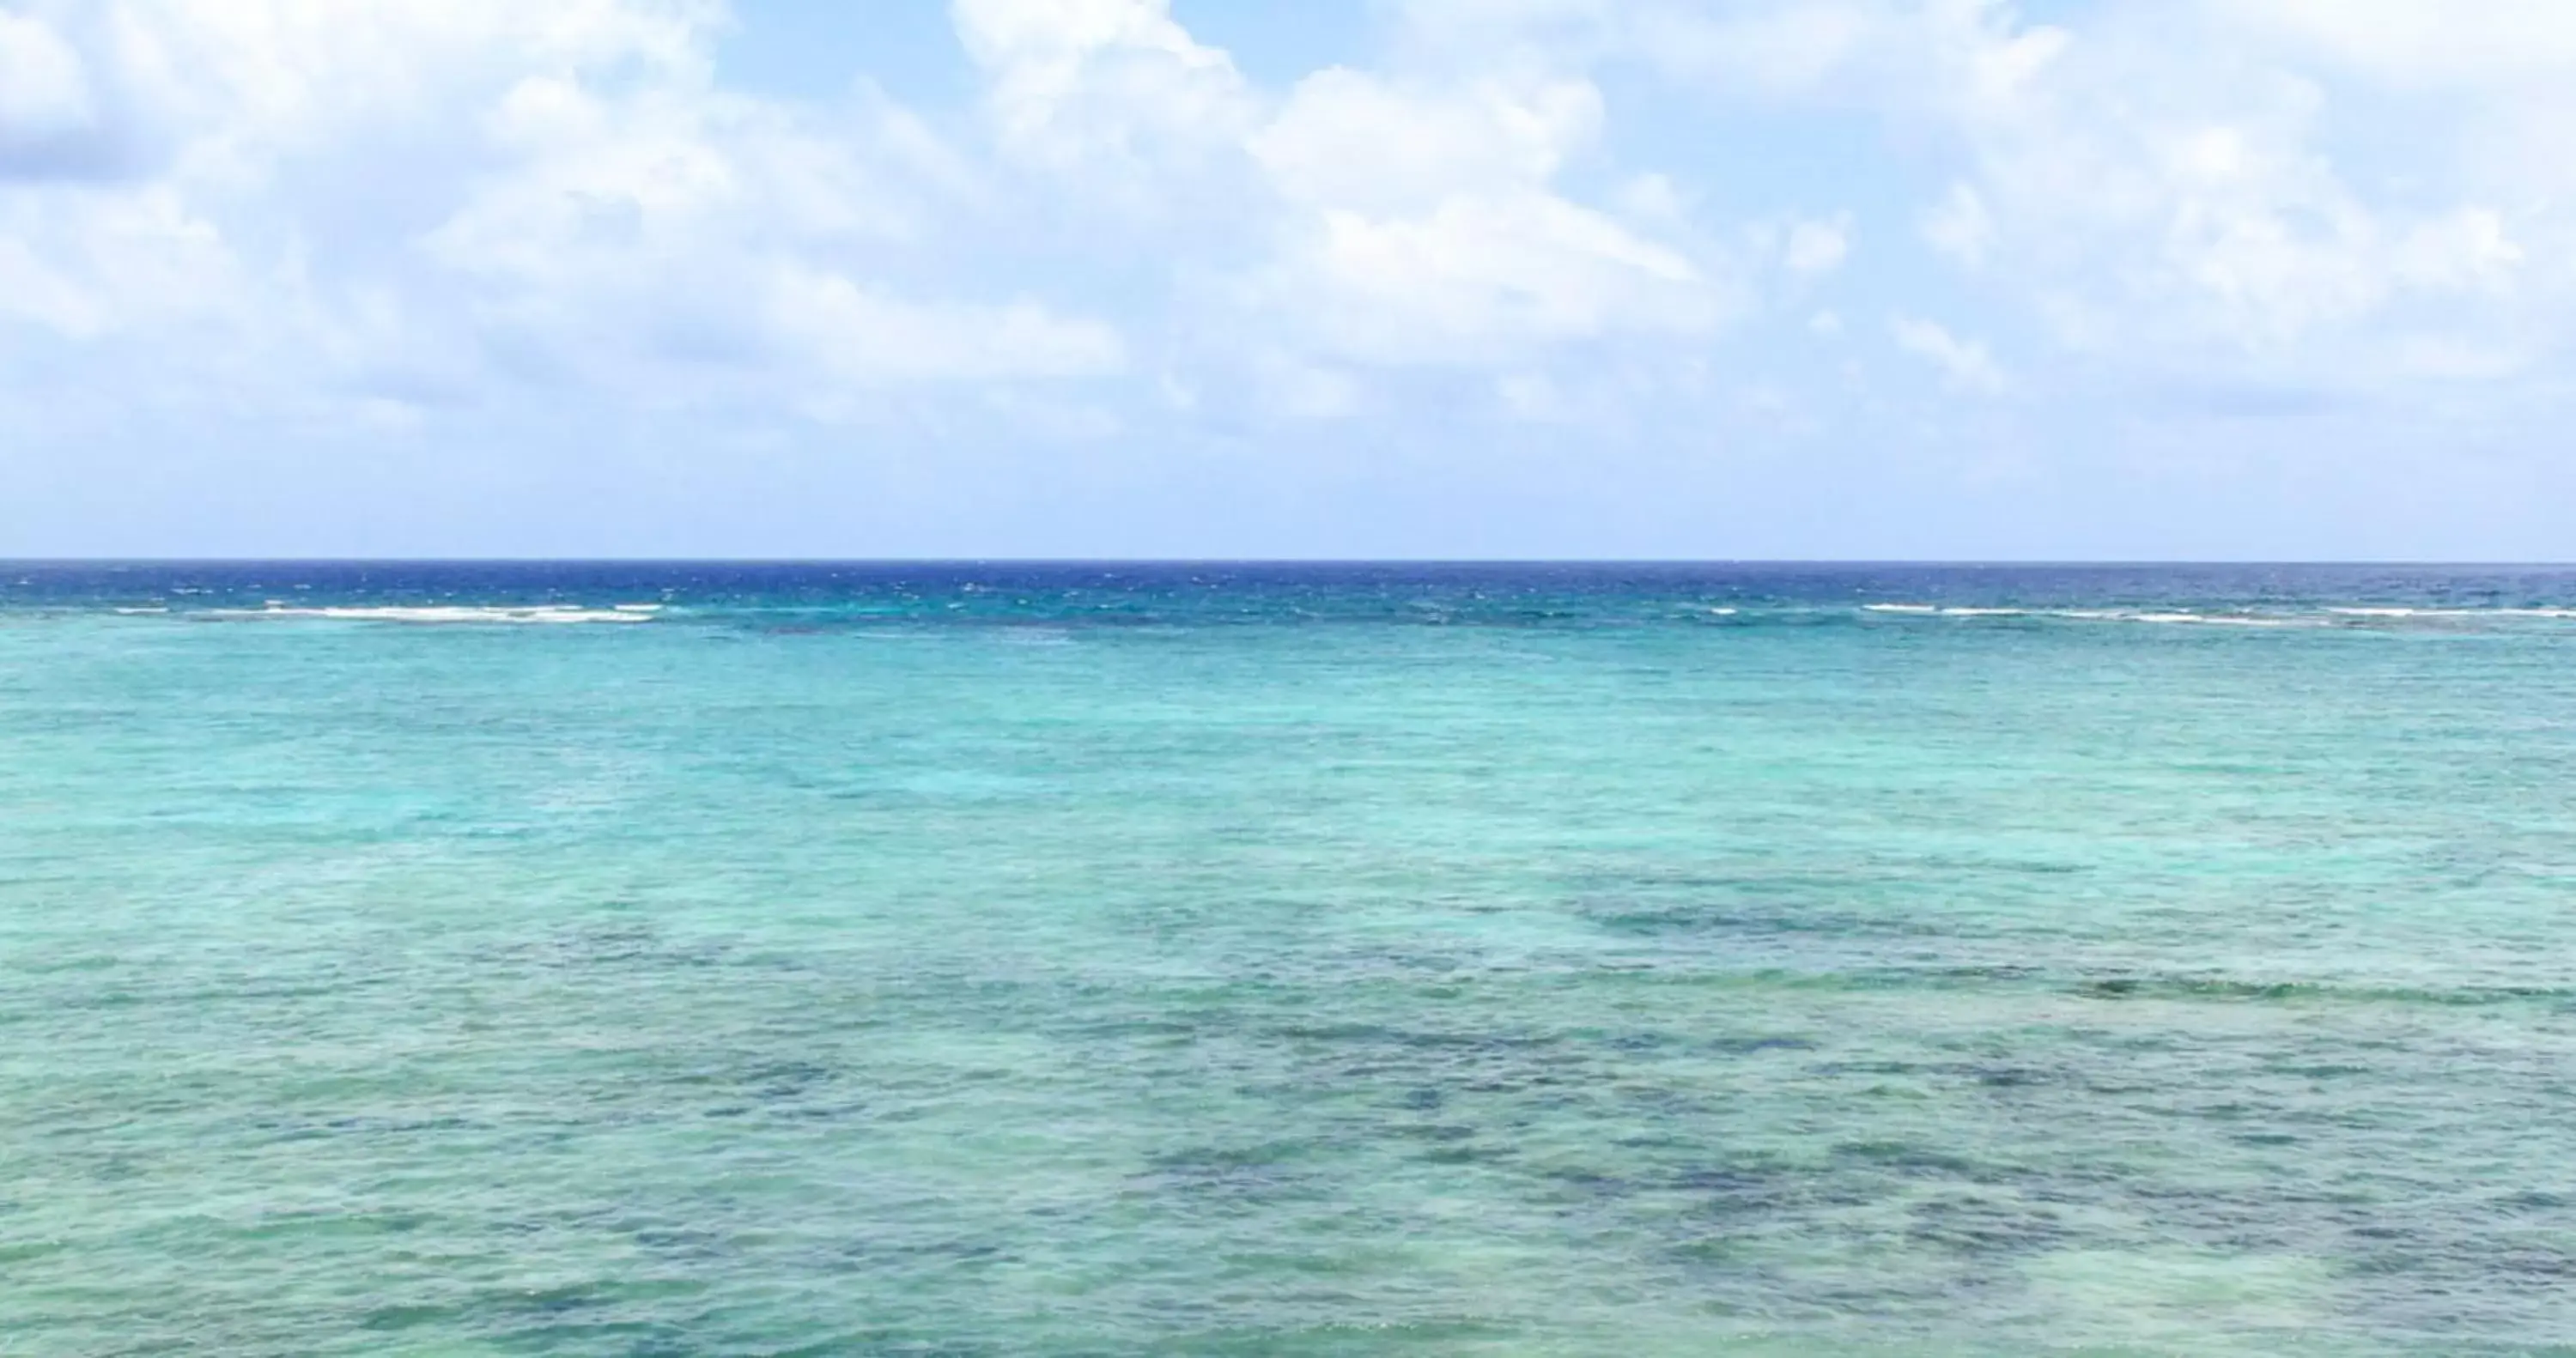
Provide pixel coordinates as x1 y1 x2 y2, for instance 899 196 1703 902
2 0 2572 559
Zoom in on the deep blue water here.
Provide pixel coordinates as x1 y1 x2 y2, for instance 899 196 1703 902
11 559 2576 621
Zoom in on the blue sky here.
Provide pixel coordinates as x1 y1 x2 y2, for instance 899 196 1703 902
1 0 2569 558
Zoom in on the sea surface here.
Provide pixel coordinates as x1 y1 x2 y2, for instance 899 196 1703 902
5 562 2576 1356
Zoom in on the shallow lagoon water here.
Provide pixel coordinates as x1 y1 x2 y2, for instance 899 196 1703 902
5 563 2576 1355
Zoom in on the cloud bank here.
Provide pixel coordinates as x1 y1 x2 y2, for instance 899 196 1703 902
1 0 2569 557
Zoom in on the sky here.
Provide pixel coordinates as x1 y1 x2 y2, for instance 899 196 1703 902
1 0 2571 560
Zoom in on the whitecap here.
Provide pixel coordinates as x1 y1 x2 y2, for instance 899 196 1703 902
2132 612 2295 627
212 603 653 625
2324 606 2576 621
1862 603 1940 614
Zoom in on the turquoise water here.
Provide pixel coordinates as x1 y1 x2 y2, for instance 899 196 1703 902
6 563 2576 1355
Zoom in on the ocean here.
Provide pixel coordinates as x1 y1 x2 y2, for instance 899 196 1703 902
4 562 2574 1355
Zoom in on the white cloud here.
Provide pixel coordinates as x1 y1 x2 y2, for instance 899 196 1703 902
951 0 1256 181
1255 353 1363 418
1267 191 1722 365
1246 67 1729 365
1627 1 1891 98
1252 69 1600 215
0 0 1128 435
770 267 1126 384
1614 0 2561 384
1920 182 1993 268
1394 0 2567 398
1949 24 2537 357
0 233 104 336
938 3 1741 373
1890 314 2008 393
1784 214 1850 275
82 0 719 179
0 9 94 142
2207 0 2576 88
1613 172 1686 221
11 0 2576 558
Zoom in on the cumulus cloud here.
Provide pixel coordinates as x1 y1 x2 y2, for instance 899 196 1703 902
5 0 2563 409
1783 215 1851 276
1919 182 1993 268
0 0 1128 439
2207 0 2576 88
941 1 1745 389
0 9 93 142
771 268 1125 385
1891 314 2008 393
1248 68 1728 364
1252 69 1600 215
953 0 1256 182
9 0 2576 556
0 0 1758 458
1501 0 2571 395
1938 32 2525 353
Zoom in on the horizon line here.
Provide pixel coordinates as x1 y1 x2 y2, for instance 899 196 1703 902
7 558 2576 570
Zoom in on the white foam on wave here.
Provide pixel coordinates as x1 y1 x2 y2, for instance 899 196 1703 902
1707 607 1739 615
2325 606 2576 621
2131 612 2298 627
1852 601 2562 627
1860 603 2032 618
112 606 168 615
213 603 655 625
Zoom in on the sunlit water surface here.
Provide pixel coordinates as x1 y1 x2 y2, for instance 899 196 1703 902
5 563 2576 1355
